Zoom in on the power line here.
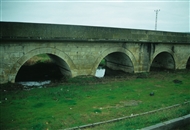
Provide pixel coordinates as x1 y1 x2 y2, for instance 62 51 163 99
154 9 160 30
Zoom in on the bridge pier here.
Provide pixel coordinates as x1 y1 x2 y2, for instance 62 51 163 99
173 45 190 70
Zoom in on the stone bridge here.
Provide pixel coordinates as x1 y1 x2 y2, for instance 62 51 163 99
0 22 190 84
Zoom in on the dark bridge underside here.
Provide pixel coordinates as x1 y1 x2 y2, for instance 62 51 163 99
105 52 134 73
0 22 189 44
150 52 175 71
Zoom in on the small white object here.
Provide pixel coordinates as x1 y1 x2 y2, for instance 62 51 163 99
95 68 105 78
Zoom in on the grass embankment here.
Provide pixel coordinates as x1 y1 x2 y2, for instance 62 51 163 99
0 70 190 130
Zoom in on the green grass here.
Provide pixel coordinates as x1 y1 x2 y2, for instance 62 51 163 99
0 70 190 130
24 54 52 65
100 59 106 66
86 104 190 130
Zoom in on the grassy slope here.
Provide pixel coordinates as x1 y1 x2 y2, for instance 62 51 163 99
0 70 190 130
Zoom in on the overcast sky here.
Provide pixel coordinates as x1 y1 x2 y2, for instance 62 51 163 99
0 0 189 32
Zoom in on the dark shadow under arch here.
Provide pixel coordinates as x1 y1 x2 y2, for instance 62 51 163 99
101 52 134 76
93 47 136 77
15 53 72 82
150 52 175 71
9 47 75 83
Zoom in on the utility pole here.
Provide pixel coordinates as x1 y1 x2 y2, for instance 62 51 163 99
154 9 160 30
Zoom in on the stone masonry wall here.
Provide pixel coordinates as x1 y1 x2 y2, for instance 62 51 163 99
0 41 139 83
1 40 190 84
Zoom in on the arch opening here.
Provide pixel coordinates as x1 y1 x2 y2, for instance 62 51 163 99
95 52 134 77
150 52 175 71
186 57 190 69
15 53 72 82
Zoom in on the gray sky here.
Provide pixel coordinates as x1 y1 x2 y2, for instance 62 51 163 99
0 0 189 32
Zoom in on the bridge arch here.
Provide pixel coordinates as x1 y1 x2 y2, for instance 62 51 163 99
9 47 76 83
150 51 175 71
92 47 136 76
186 57 190 69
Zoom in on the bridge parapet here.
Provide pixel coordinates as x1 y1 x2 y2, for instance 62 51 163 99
1 22 189 44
